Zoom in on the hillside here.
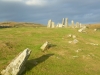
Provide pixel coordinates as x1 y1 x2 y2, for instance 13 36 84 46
0 26 100 75
86 23 100 29
0 22 45 28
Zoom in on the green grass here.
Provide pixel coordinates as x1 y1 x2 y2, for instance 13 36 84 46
0 27 100 75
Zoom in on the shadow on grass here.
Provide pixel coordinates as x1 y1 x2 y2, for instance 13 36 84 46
22 54 54 75
48 44 57 50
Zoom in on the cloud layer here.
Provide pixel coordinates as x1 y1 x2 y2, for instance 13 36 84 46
0 0 100 25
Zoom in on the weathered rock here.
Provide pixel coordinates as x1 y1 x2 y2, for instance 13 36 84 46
1 48 31 75
40 41 50 51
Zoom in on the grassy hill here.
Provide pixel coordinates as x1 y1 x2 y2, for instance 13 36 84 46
86 23 100 29
0 22 45 28
0 26 100 75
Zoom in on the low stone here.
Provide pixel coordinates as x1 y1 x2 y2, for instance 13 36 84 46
72 35 76 39
90 43 98 46
78 29 83 32
75 49 82 53
72 39 78 44
73 39 79 44
68 41 72 43
1 48 31 75
67 34 72 38
94 29 97 31
68 39 79 44
40 41 50 51
78 26 86 33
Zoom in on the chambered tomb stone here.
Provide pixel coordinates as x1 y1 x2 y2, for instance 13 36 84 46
1 48 31 75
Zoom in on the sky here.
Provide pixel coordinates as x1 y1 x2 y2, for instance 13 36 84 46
0 0 100 25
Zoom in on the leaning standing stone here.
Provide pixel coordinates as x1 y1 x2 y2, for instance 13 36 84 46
1 48 31 75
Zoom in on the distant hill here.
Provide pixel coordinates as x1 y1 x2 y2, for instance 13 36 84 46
86 23 100 29
0 22 45 28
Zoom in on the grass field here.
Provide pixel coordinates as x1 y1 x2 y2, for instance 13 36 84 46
0 27 100 75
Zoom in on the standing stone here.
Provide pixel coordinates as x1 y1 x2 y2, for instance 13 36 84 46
79 23 82 28
47 19 52 28
1 48 31 75
40 41 50 51
51 22 55 28
62 18 65 26
71 20 74 28
65 18 68 27
76 22 80 28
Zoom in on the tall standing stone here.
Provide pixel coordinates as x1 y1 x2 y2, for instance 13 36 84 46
47 19 52 28
79 23 82 28
65 18 68 27
1 48 31 75
76 22 80 28
51 22 55 28
62 18 65 26
71 20 74 28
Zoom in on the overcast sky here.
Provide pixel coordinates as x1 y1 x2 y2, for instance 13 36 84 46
0 0 100 25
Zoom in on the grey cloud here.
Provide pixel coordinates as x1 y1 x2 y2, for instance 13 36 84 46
0 0 100 25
